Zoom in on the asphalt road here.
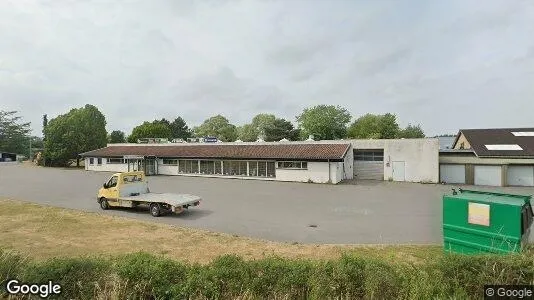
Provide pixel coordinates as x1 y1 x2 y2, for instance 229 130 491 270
1 163 533 244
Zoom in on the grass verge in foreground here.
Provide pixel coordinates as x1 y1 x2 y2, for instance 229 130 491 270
1 250 533 299
0 198 442 264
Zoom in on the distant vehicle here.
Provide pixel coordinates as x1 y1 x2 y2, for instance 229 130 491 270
97 171 201 217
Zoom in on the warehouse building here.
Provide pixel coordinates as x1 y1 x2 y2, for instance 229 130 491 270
80 138 440 184
80 143 353 184
348 139 438 183
439 128 534 186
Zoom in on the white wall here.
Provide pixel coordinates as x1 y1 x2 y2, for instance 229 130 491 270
349 139 439 183
157 159 179 175
276 161 342 184
85 157 128 172
343 147 354 180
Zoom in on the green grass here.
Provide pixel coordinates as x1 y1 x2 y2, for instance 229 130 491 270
1 250 533 299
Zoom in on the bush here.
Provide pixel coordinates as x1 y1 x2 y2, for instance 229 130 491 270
21 256 110 299
115 252 188 299
2 250 534 299
0 249 27 297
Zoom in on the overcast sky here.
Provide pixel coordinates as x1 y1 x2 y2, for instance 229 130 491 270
1 0 534 137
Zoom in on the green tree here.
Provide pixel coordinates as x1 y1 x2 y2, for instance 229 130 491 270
0 110 31 156
347 113 400 139
193 115 237 142
127 122 172 143
251 114 276 137
347 114 382 139
264 118 300 141
109 130 126 143
398 124 425 138
237 124 258 142
379 113 400 139
296 105 351 140
44 104 107 167
169 117 192 140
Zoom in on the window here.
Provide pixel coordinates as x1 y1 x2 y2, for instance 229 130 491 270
107 176 118 188
354 150 384 162
485 144 523 151
97 158 102 165
277 161 308 169
215 161 222 174
89 158 94 165
200 160 215 174
178 160 199 174
162 159 178 165
108 158 125 164
267 162 275 177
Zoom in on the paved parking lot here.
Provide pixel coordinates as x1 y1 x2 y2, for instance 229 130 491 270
1 163 533 244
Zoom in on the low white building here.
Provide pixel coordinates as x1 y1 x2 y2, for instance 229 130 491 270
80 138 440 184
80 142 353 184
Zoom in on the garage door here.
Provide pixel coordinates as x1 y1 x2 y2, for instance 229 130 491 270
354 150 384 180
474 165 502 186
507 166 534 186
440 164 465 184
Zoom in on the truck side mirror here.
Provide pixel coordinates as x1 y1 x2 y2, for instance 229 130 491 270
103 183 107 189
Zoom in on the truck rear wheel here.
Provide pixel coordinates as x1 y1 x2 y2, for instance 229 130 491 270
150 203 162 217
100 198 109 210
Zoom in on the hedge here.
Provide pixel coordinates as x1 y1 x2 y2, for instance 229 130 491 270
1 250 533 299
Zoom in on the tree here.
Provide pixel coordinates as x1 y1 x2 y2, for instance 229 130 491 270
127 122 172 143
44 104 107 167
109 130 126 143
237 124 258 142
264 118 300 141
0 111 31 156
154 118 171 128
169 117 192 140
296 105 351 140
251 114 276 138
398 124 425 138
42 114 48 136
347 113 400 139
194 115 237 142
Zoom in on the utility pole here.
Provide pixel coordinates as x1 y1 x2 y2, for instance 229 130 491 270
29 137 32 162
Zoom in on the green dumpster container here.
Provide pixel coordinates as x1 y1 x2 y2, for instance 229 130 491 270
443 189 533 254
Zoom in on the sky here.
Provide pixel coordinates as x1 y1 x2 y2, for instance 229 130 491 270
1 0 534 137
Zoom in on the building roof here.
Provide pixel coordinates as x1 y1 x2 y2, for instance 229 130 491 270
80 143 351 161
454 128 534 157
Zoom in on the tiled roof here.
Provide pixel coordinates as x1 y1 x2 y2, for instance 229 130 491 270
455 128 534 157
80 143 351 161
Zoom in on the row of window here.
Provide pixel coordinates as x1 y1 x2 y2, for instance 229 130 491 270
88 158 102 165
164 160 277 177
354 150 384 162
277 161 307 169
90 158 310 174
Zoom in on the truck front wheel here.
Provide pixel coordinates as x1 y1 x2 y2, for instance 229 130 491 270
150 203 162 217
100 198 110 210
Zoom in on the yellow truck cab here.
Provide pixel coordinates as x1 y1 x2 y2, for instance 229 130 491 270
97 171 201 217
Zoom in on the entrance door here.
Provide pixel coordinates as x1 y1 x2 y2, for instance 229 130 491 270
145 159 156 176
392 161 405 182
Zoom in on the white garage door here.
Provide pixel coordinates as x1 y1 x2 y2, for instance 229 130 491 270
440 164 465 184
507 166 534 186
474 165 502 186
